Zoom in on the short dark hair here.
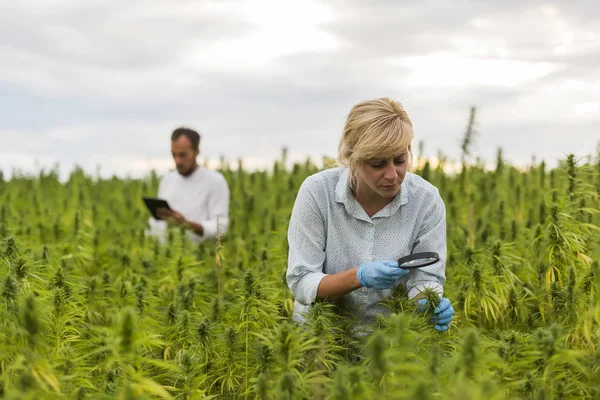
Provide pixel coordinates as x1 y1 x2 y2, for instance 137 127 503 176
171 127 201 150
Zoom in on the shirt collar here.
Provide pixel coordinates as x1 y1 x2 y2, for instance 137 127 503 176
335 168 409 222
175 165 202 180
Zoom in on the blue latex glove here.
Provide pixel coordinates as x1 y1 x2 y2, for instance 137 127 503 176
356 260 409 290
417 297 454 332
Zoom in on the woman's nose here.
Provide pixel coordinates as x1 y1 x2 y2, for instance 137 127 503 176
383 162 398 179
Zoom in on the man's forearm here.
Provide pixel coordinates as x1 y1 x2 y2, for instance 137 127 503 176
316 267 362 302
184 219 204 236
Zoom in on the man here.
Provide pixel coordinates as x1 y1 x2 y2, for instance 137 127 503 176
147 127 230 244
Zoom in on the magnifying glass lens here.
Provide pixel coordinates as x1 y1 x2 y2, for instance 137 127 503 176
397 252 440 269
401 257 437 267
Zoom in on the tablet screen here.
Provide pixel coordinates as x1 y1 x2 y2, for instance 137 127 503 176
142 197 171 220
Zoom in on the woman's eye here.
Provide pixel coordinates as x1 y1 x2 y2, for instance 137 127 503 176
369 161 385 168
394 159 406 165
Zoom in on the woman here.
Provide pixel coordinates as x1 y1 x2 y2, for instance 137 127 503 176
286 98 454 333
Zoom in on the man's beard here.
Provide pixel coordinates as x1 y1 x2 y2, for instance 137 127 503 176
177 165 197 177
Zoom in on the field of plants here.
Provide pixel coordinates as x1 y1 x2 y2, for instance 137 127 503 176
0 150 599 399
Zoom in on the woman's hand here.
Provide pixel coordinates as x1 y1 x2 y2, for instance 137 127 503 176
417 297 454 332
356 260 409 290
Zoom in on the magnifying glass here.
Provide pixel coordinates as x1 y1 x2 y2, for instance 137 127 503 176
397 252 440 269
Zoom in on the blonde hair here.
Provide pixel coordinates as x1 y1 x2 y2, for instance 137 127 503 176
337 98 414 188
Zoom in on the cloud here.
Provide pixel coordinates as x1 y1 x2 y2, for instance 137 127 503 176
574 101 600 115
389 54 557 87
0 0 599 180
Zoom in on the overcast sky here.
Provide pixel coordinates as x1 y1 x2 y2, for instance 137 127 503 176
1 0 598 179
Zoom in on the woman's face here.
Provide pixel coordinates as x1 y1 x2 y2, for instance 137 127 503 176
356 150 410 200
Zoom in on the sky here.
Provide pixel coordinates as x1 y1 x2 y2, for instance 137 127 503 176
1 0 599 180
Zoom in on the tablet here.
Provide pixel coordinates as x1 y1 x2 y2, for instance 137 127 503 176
142 197 172 220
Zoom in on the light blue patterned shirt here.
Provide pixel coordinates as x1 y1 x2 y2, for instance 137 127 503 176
286 167 446 328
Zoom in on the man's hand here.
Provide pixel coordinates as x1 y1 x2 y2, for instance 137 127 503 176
156 208 204 236
156 207 170 220
157 208 187 225
169 210 186 225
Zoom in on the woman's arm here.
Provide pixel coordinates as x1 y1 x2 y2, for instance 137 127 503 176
286 178 329 307
316 267 362 302
289 177 368 306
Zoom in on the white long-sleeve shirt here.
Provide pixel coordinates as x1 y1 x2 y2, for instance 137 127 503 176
146 166 230 244
286 167 446 329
